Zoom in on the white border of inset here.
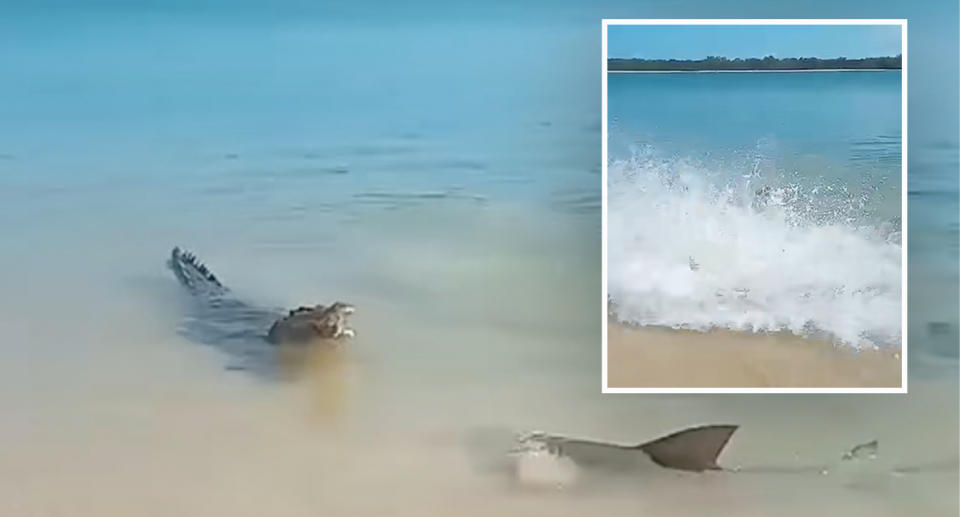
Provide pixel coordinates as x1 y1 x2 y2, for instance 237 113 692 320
601 19 908 394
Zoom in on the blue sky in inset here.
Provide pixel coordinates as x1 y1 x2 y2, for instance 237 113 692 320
607 24 903 60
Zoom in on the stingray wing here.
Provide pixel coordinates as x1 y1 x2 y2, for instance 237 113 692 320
635 424 739 472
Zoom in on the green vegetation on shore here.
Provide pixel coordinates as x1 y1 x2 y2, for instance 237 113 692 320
608 55 902 72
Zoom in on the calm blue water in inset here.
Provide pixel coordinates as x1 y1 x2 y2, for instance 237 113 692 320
607 71 907 350
609 71 902 218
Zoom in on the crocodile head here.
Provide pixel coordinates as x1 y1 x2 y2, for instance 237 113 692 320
268 301 357 345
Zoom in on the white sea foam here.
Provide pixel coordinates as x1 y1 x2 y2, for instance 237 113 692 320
607 148 902 349
511 433 579 490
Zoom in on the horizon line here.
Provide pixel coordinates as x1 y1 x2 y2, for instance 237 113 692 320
608 54 902 61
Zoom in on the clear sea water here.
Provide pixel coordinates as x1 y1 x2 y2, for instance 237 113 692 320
0 4 956 516
0 16 608 515
0 15 603 384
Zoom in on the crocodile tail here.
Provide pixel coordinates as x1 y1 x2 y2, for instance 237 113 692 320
168 247 228 296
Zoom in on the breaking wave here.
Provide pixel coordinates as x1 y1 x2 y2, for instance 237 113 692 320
607 146 902 349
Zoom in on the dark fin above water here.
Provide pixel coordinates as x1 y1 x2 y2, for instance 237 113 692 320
168 246 228 296
635 424 739 472
842 440 879 461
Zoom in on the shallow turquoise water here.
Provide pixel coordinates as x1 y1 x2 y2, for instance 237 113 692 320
0 5 955 516
0 17 602 351
0 15 603 429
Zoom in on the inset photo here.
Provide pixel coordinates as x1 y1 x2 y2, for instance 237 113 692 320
602 20 906 393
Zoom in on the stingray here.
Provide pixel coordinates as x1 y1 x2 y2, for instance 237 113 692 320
509 424 959 479
514 424 738 474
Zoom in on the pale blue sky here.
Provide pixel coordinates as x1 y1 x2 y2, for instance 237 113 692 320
607 24 903 60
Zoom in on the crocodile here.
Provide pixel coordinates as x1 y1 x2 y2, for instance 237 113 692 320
166 247 356 375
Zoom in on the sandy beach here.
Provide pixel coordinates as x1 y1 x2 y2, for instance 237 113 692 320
0 236 948 517
607 322 903 388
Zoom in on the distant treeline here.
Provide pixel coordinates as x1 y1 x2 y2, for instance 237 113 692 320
608 55 902 72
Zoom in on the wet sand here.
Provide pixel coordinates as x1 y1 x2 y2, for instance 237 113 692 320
0 301 955 517
607 322 903 388
0 206 952 517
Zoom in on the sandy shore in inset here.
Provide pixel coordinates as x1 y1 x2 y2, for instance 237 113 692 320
607 322 902 388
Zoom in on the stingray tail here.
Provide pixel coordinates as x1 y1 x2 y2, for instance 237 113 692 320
634 424 739 472
168 247 229 296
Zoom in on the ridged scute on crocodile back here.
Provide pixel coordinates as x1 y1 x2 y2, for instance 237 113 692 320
167 246 229 297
